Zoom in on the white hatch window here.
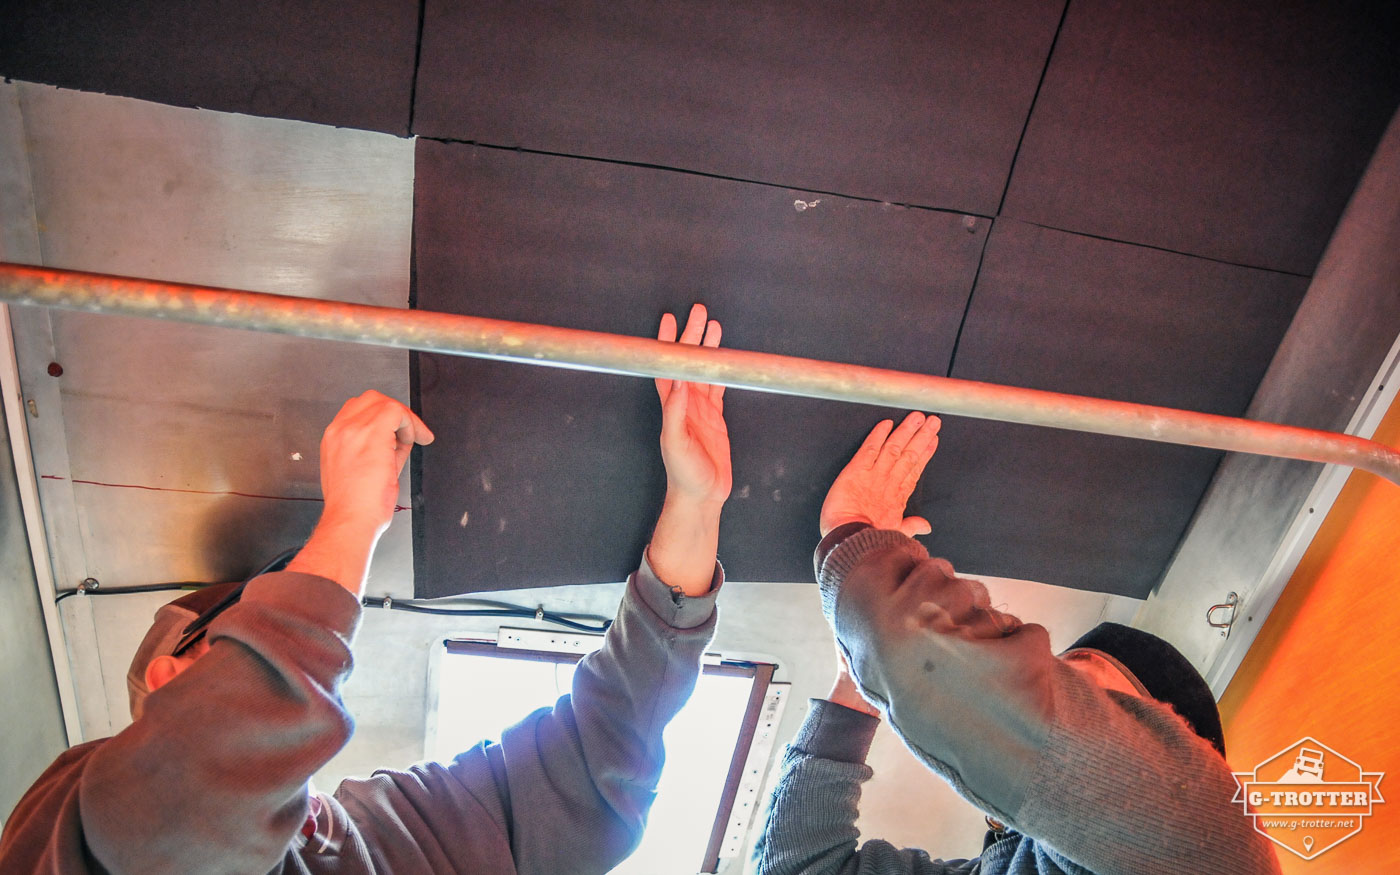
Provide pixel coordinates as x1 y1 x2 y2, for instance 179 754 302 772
429 638 781 873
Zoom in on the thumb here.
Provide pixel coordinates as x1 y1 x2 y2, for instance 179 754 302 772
899 516 932 538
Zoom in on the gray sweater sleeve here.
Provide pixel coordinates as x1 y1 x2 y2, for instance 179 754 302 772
754 699 977 875
816 527 1280 875
76 572 362 874
333 550 721 875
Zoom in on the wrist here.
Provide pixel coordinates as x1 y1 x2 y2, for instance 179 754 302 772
819 514 876 538
286 511 383 596
661 490 725 525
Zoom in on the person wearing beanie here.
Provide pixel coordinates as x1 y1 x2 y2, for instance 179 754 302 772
755 413 1281 875
1 305 733 874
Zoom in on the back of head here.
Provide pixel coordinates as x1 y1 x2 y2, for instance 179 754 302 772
125 581 242 721
1067 622 1227 758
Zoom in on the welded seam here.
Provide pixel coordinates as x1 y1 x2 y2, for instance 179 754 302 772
996 0 1072 216
944 219 996 378
405 0 428 136
420 135 992 219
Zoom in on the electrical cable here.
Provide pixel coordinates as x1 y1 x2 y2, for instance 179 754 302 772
53 550 612 633
361 597 611 633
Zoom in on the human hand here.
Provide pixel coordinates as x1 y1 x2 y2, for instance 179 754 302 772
819 412 941 538
316 389 435 533
655 303 732 508
288 390 434 596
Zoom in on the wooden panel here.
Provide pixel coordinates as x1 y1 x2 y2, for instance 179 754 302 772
927 220 1309 595
1218 398 1400 871
1002 0 1400 274
0 0 421 135
412 0 1065 213
411 139 985 595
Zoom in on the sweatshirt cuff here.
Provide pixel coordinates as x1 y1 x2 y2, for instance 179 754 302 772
634 549 723 630
224 571 364 645
791 699 880 764
815 527 929 629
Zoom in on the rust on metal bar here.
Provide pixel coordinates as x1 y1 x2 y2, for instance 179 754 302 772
3 261 1399 485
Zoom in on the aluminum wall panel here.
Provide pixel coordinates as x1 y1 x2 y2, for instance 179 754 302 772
9 85 415 595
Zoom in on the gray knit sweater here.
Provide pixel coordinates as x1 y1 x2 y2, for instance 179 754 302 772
754 525 1280 875
0 553 720 874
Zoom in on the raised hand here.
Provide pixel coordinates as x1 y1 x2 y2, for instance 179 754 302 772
655 303 732 507
648 304 732 597
318 389 435 532
819 412 941 538
289 390 434 595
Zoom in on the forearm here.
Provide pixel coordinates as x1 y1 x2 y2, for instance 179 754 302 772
491 552 720 875
819 529 1279 874
286 510 383 597
79 573 360 873
647 491 723 597
756 701 960 875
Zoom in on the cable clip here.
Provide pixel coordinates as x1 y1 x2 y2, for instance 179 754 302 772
78 577 100 595
535 605 545 622
382 596 393 610
1206 592 1239 639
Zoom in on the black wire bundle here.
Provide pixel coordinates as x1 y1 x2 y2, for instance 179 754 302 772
53 548 612 633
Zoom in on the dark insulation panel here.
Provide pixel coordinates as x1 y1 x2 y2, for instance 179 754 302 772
1002 0 1400 275
0 0 421 135
923 221 1309 593
412 0 1065 214
411 139 985 596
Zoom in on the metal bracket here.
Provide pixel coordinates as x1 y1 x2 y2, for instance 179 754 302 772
1206 592 1240 639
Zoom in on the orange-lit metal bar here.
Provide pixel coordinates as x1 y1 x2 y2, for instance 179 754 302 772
4 261 1400 486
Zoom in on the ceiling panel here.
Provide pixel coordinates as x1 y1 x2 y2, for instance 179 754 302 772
1001 0 1400 274
926 220 1310 594
412 0 1065 213
0 0 421 135
412 139 986 595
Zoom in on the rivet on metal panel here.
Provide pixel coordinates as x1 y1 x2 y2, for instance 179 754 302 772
962 215 978 232
1206 592 1240 639
47 362 63 377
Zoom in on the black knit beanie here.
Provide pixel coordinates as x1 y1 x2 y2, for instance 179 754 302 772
1067 622 1227 759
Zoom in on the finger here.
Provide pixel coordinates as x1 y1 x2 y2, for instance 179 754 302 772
898 434 939 496
678 303 708 346
892 415 940 482
702 319 726 408
853 419 895 466
899 516 932 537
655 312 678 401
876 412 927 469
660 380 689 448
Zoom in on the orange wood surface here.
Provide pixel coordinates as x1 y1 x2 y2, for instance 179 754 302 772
1220 397 1400 873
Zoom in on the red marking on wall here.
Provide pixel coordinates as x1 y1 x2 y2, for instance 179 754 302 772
38 475 410 511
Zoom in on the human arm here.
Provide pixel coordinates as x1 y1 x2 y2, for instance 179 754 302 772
332 306 730 873
815 416 1280 875
53 391 426 874
753 655 976 875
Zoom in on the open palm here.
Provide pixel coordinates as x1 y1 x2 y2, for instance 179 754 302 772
655 304 732 505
